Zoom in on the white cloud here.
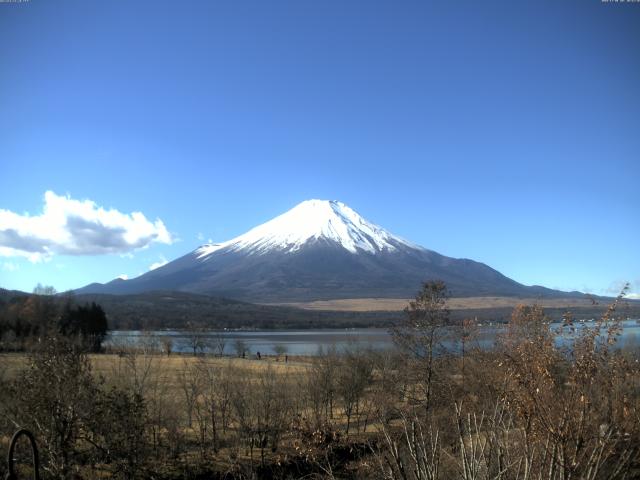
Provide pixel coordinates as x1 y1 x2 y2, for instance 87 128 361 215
117 274 129 280
0 191 173 262
197 232 205 241
149 254 169 271
627 293 640 300
0 246 47 263
2 261 19 272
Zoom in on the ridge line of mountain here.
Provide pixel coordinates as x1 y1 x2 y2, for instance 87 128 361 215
73 200 593 302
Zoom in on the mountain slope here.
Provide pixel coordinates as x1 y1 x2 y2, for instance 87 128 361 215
76 200 581 301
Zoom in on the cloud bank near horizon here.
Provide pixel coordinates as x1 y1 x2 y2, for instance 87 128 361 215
0 191 172 262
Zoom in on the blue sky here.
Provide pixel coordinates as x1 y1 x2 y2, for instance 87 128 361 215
1 0 638 297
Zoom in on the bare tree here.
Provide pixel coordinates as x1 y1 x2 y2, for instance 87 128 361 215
307 345 339 426
336 347 374 435
160 336 173 356
230 365 293 465
144 362 173 460
375 410 441 480
110 342 157 398
139 330 160 354
391 280 450 413
273 343 288 360
212 330 227 357
178 360 201 428
188 331 207 356
233 338 249 358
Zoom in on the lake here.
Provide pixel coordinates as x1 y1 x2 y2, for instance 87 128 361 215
106 319 640 356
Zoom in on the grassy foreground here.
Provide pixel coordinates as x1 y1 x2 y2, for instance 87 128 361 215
1 293 639 479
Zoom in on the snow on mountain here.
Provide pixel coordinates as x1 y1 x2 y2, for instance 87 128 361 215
195 199 418 258
75 199 580 302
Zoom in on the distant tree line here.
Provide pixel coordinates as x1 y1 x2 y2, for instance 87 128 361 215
0 284 108 352
61 291 640 332
76 291 403 331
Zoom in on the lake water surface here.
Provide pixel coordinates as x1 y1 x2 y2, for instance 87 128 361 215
107 319 640 356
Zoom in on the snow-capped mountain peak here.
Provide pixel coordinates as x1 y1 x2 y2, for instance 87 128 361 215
196 199 416 258
77 200 566 302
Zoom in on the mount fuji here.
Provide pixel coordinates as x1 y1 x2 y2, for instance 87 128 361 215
77 200 574 302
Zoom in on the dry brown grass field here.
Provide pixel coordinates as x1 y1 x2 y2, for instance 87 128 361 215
1 349 384 478
269 296 609 311
0 348 407 470
1 352 315 403
2 289 639 479
5 352 310 376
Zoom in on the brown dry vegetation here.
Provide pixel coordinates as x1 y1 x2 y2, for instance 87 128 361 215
268 296 628 312
0 283 639 480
